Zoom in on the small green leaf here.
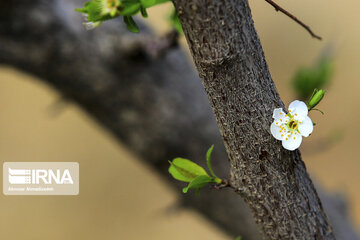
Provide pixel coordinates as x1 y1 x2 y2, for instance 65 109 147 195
205 145 221 183
140 6 148 18
141 0 170 8
308 89 325 110
75 1 92 14
182 175 213 193
235 237 242 240
140 0 156 8
75 8 88 13
169 158 208 182
123 16 140 33
206 145 218 179
121 3 141 16
169 9 183 34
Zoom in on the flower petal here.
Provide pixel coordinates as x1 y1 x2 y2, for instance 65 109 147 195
282 133 302 151
298 116 313 137
270 122 285 140
273 108 290 124
288 100 308 120
273 108 285 120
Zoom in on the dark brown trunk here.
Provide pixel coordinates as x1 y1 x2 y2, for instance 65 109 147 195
172 0 335 238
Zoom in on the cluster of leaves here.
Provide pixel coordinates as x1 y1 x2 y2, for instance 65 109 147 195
76 0 171 33
168 145 222 195
292 55 333 100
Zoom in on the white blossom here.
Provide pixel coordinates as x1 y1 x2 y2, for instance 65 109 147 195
270 100 313 151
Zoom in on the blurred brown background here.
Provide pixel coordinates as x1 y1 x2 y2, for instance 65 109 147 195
0 0 359 239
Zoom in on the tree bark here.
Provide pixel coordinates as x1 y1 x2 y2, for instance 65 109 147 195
173 0 335 239
0 1 260 238
0 0 358 239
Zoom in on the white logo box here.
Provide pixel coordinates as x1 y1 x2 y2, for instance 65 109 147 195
3 162 79 195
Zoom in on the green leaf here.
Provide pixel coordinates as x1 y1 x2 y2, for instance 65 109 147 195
235 237 242 240
121 3 141 16
123 16 140 33
182 175 213 193
75 1 92 14
140 0 156 8
140 6 148 18
140 0 170 8
75 8 88 13
206 145 219 180
169 9 183 34
168 158 208 182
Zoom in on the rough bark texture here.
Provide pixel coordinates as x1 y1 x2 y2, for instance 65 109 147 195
173 0 335 239
0 0 359 239
0 1 261 238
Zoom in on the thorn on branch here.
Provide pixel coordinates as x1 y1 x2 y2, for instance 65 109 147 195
265 0 322 40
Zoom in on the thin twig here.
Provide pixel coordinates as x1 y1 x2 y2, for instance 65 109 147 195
265 0 322 40
213 179 236 190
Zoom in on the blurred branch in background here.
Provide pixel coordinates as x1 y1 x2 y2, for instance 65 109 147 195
0 0 358 239
292 50 334 100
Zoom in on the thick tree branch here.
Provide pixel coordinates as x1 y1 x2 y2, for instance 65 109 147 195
173 0 331 238
0 0 358 239
265 0 322 40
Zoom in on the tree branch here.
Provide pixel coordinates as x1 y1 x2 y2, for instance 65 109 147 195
265 0 322 40
173 0 330 238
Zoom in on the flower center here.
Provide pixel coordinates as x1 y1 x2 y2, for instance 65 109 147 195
276 113 302 140
107 0 119 9
288 120 298 130
107 0 115 8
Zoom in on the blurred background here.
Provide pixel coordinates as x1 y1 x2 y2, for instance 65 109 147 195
0 0 359 239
